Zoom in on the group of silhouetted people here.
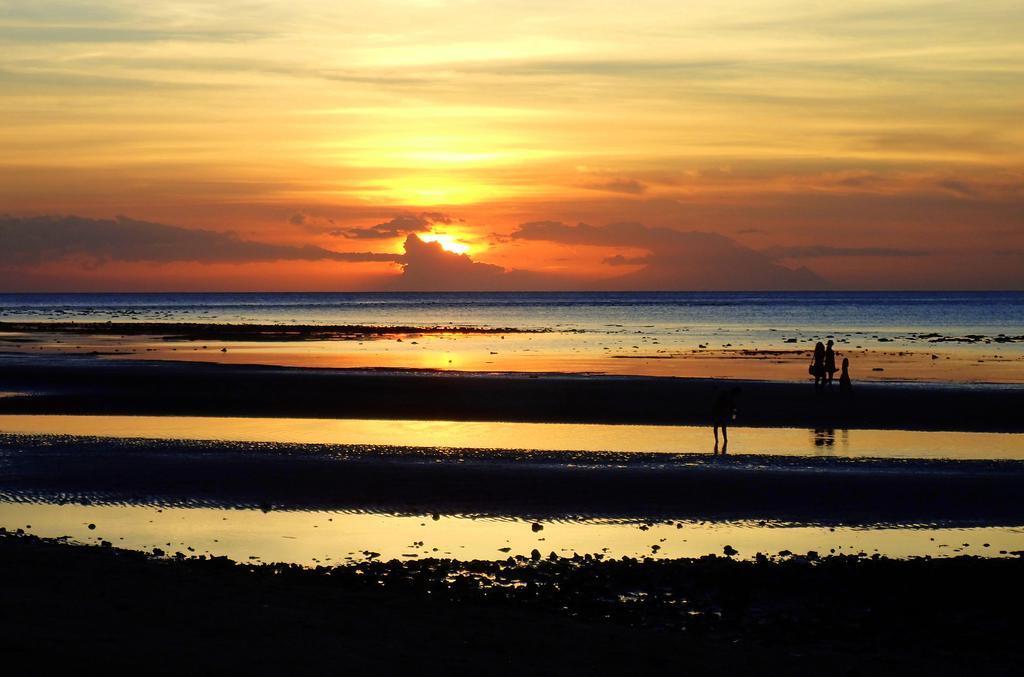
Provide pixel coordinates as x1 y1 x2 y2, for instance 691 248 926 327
810 339 851 393
710 338 854 454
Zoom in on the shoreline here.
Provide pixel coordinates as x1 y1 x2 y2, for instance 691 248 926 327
1 353 1022 432
2 531 1022 675
4 316 1023 383
2 318 1019 343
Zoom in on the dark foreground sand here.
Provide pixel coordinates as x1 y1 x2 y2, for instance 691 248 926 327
2 353 1022 431
4 435 1024 524
2 531 1021 675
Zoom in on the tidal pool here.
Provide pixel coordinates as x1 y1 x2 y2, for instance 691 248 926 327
1 414 1023 460
2 501 1022 565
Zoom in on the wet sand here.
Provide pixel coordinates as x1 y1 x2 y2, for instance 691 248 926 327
2 531 1022 675
4 320 1024 383
113 343 1024 383
4 435 1024 525
1 353 1021 432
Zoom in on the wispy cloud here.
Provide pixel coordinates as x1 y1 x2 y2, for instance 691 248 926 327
583 178 647 195
0 25 262 44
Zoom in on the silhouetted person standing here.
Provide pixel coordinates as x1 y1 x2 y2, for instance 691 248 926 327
711 387 740 454
839 357 852 394
811 341 826 390
824 340 837 386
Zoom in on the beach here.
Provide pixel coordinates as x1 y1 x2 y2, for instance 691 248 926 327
2 292 1023 673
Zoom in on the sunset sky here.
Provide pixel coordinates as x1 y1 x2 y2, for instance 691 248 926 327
2 1 1022 290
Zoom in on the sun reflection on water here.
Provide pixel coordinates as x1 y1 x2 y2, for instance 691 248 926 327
0 415 1021 460
3 502 1022 565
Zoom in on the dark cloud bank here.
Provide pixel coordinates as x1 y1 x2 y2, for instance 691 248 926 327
391 234 556 291
762 245 927 260
1 214 833 291
390 221 835 290
335 212 457 240
510 221 825 291
0 215 399 267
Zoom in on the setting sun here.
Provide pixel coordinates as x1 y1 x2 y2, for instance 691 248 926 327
419 233 472 255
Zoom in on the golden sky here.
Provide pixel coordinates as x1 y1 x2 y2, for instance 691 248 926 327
1 1 1022 290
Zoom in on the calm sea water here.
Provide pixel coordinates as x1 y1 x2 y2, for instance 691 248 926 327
2 291 1022 331
2 292 1023 364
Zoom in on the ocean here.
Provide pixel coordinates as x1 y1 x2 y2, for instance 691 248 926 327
2 291 1022 355
2 291 1022 329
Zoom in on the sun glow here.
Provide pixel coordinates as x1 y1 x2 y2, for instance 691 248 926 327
419 233 472 255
